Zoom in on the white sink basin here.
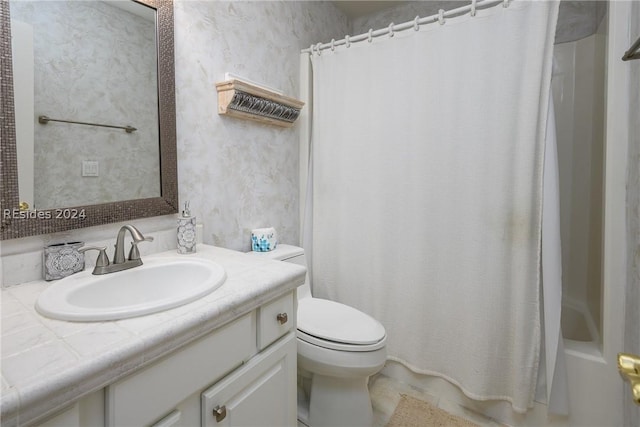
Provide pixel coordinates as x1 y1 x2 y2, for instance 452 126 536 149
36 257 226 321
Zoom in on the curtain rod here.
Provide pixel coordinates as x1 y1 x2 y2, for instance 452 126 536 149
302 0 509 54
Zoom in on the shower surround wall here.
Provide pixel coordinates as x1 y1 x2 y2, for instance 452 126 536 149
552 20 606 340
10 1 160 210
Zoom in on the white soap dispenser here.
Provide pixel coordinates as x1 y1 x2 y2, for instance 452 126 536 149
177 201 196 254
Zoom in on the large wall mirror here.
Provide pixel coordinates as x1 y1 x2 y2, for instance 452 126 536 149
1 0 178 240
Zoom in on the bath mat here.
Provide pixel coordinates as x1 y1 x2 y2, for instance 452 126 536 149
386 395 480 427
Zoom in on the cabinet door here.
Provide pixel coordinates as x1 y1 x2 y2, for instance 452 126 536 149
201 333 296 427
107 313 255 427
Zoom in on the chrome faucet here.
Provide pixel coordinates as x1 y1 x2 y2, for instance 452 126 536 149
113 225 154 264
79 225 154 275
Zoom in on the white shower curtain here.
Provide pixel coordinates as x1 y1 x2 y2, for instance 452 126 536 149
306 1 559 413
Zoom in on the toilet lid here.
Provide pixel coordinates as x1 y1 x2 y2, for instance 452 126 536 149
297 298 386 345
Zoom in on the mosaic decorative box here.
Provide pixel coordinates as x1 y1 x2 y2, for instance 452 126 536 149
43 241 85 281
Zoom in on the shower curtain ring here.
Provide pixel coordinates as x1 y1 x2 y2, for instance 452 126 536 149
345 35 351 48
414 16 420 31
438 9 445 25
330 39 335 51
470 0 477 17
388 23 394 37
368 29 373 42
316 42 322 55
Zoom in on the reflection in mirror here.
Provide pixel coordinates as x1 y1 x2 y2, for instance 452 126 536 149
10 0 160 210
0 0 178 240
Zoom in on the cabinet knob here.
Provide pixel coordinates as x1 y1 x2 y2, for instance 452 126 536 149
213 405 227 422
276 312 288 325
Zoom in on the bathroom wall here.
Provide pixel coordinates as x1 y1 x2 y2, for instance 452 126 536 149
551 20 606 336
0 0 349 286
10 1 160 209
173 1 348 251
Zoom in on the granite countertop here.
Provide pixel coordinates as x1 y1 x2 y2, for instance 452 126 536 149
0 244 306 427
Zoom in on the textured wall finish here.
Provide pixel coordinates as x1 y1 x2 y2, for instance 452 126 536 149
1 0 348 255
10 1 160 210
173 0 348 251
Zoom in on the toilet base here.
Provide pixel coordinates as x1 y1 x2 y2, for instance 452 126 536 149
297 374 311 425
296 335 386 426
308 374 373 427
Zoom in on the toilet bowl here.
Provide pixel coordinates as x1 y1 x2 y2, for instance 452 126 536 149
248 244 387 427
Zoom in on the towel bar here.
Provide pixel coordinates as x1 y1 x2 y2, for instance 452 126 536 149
38 115 137 133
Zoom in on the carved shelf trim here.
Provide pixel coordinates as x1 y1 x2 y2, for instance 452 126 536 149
215 79 304 128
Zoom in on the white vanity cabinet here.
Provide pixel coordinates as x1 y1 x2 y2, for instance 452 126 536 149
102 291 296 427
201 334 296 427
106 312 256 426
3 245 306 427
31 391 104 427
200 292 296 427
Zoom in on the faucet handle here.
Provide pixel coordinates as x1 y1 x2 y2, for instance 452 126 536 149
128 237 153 261
78 246 110 267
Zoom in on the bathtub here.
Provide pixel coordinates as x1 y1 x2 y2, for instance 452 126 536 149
561 300 602 360
562 303 596 342
559 299 617 426
380 300 608 426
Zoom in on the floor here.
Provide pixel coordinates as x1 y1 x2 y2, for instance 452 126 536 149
297 373 504 427
369 374 505 427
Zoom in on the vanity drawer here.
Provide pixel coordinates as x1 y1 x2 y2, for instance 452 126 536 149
201 333 297 427
257 292 294 350
106 312 256 427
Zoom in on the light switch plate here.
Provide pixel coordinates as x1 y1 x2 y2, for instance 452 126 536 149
82 160 99 177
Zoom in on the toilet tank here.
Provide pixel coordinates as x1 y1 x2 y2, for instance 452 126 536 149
247 244 311 299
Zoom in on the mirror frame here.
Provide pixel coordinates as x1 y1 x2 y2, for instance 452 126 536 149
0 0 178 240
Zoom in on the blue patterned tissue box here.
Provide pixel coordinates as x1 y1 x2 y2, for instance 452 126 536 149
251 228 277 252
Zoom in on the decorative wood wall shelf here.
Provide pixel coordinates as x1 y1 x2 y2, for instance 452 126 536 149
215 79 305 128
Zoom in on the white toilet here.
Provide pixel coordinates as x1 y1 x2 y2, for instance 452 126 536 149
249 244 387 427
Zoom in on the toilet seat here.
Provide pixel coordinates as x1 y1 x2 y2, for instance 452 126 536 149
297 298 386 352
297 329 386 352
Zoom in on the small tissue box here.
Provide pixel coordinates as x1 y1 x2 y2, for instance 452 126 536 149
251 227 277 252
43 241 85 281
